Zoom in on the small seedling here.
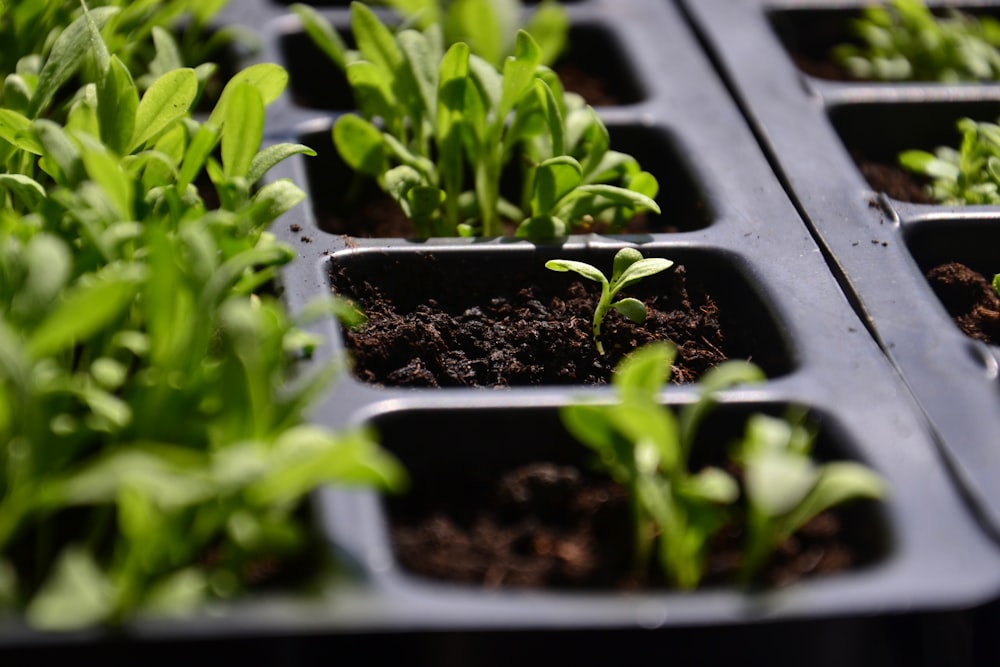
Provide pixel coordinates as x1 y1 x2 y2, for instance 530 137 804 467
832 0 1000 82
560 343 887 589
898 117 1000 205
545 248 672 355
294 2 659 238
369 0 568 69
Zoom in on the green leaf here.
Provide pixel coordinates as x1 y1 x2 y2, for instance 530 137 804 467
346 60 397 121
222 83 265 180
249 179 308 226
0 108 42 155
0 173 44 208
26 547 113 631
208 63 289 128
130 68 198 152
560 403 618 452
544 258 607 284
568 183 661 215
177 122 221 191
78 135 133 221
516 215 566 239
531 156 581 215
679 467 739 504
247 143 317 184
613 342 676 396
34 119 84 187
246 427 407 505
612 297 647 324
523 1 569 67
611 247 643 282
28 7 120 118
98 56 139 156
28 264 145 358
333 114 386 176
614 257 674 292
352 1 403 80
398 29 438 122
498 30 542 120
292 3 349 70
406 185 446 219
142 568 207 617
745 452 818 517
446 0 515 67
782 462 886 537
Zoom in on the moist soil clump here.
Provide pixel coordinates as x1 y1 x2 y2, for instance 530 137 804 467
390 461 860 590
330 257 741 387
927 261 1000 343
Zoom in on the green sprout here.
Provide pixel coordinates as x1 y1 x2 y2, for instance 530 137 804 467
367 0 568 69
560 343 887 589
832 0 1000 82
545 248 672 355
899 117 1000 205
293 1 659 239
732 410 887 583
0 5 405 630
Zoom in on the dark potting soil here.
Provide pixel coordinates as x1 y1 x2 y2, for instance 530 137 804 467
390 461 859 590
856 157 934 204
926 261 1000 344
317 196 664 239
329 259 739 387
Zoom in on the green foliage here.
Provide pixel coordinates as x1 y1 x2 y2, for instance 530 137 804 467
545 248 672 355
731 410 886 583
0 0 253 114
560 344 886 589
832 0 1000 82
0 5 404 630
370 0 568 68
295 1 658 238
898 117 1000 205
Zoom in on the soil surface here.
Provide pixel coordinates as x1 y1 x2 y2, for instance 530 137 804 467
330 258 745 387
390 461 862 590
856 157 934 204
926 262 1000 344
317 196 663 239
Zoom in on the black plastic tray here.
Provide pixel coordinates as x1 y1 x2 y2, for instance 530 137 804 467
4 1 1000 664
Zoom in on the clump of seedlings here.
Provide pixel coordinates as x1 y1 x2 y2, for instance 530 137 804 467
832 0 1000 82
295 1 659 239
560 343 887 588
545 247 673 355
358 0 568 69
898 116 1000 205
0 6 405 630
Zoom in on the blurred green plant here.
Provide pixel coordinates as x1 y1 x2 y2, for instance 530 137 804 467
0 6 405 629
296 2 658 238
899 117 1000 205
560 343 886 588
832 0 1000 81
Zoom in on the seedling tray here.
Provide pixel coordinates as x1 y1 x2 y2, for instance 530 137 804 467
5 0 1000 664
677 0 1000 544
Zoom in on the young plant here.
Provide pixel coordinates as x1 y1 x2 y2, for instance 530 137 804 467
367 0 568 69
545 247 673 355
898 117 1000 205
731 410 887 583
0 6 405 630
560 343 762 588
295 2 659 238
560 343 887 589
832 0 1000 82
